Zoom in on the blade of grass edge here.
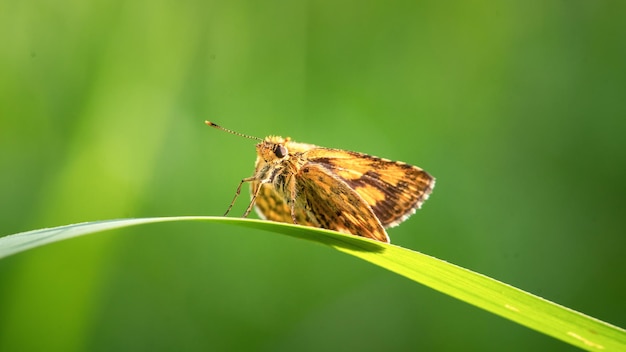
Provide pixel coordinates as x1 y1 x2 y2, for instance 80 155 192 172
0 216 624 351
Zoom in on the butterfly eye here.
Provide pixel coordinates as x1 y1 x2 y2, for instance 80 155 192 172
274 145 288 158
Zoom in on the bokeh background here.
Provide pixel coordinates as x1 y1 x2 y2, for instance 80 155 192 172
1 1 625 351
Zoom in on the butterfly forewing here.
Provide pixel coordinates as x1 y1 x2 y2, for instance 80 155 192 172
303 148 435 228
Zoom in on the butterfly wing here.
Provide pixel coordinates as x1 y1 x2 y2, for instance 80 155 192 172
251 163 389 242
295 162 389 242
252 182 320 226
304 149 435 228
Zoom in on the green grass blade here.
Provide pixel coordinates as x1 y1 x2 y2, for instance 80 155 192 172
1 217 624 351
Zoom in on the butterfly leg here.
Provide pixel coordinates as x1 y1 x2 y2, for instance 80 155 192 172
288 181 298 224
289 202 297 224
243 179 268 217
224 176 256 216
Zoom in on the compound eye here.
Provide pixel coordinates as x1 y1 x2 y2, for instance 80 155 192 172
274 145 288 158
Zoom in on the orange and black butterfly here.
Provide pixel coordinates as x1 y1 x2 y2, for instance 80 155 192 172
206 121 435 243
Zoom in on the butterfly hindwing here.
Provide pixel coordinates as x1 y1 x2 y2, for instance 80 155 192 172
295 162 389 242
252 182 318 226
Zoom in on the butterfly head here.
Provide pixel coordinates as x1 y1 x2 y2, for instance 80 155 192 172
257 136 291 162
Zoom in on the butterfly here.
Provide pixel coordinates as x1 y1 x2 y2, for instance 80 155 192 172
206 121 435 243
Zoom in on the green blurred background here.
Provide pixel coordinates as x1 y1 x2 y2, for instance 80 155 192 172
1 1 625 351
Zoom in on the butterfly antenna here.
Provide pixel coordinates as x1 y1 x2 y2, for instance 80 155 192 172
205 121 263 141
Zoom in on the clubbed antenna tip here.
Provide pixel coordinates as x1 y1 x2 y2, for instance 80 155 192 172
205 121 262 141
